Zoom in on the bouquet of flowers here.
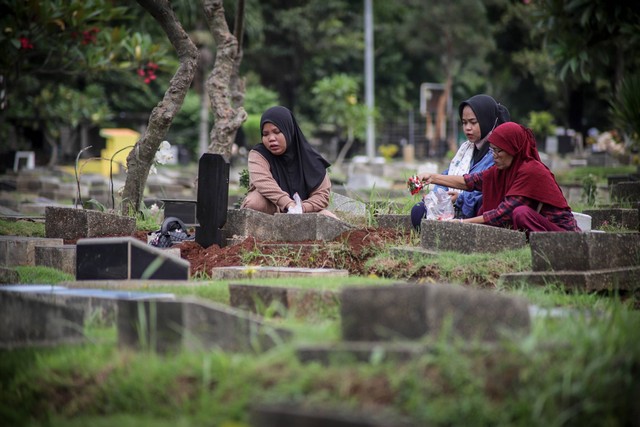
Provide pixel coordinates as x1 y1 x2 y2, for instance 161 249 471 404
407 175 428 195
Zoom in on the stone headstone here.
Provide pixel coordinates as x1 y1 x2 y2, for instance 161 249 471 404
117 297 291 354
229 283 339 317
76 236 190 280
0 236 64 267
341 283 530 343
0 288 85 349
611 181 640 203
583 208 639 231
376 214 412 231
45 206 136 240
529 232 640 271
195 153 229 248
500 232 640 291
329 192 367 216
211 266 348 280
223 209 354 242
35 244 76 275
421 220 527 254
162 199 197 226
0 285 174 327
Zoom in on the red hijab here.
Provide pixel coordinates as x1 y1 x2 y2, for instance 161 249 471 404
480 122 570 213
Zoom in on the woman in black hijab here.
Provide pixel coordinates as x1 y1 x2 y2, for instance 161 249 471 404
241 106 337 217
410 94 510 229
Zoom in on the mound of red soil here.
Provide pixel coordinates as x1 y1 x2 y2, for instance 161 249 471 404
169 227 411 277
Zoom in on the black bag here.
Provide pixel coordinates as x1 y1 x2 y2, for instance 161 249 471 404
148 217 194 248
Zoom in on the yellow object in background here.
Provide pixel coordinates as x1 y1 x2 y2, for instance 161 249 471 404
78 128 139 177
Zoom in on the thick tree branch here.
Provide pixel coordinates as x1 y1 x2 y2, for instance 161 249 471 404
203 0 247 160
120 0 199 214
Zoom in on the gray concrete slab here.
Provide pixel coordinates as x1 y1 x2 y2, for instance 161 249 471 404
35 244 76 275
341 283 531 343
117 297 292 354
229 283 339 317
420 220 527 254
500 267 640 292
209 266 349 280
529 232 640 271
0 236 64 267
45 206 136 240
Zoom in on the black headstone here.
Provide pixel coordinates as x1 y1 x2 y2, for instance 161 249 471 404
195 153 230 248
76 237 190 280
162 199 198 226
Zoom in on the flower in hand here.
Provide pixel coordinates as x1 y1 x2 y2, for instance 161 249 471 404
407 175 428 195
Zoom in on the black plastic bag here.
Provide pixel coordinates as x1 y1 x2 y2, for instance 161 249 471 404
148 216 194 248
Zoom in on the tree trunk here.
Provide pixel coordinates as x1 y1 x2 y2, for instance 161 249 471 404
120 0 199 215
203 0 247 160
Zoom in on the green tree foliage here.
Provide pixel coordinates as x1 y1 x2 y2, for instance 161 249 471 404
0 0 172 160
610 73 640 148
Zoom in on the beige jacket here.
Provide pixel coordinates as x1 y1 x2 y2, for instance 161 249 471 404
242 150 332 213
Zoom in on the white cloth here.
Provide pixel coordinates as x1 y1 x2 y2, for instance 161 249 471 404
444 140 475 193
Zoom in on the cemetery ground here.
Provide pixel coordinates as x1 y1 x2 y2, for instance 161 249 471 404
2 215 640 427
1 162 640 426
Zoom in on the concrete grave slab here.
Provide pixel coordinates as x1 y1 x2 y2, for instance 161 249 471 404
229 283 339 317
0 236 64 267
251 403 416 427
76 236 190 281
210 266 348 280
328 191 367 216
223 209 355 242
296 341 429 365
117 297 291 354
0 289 85 349
341 283 531 343
0 284 175 327
376 214 413 231
529 232 640 271
420 220 527 254
35 244 76 275
611 181 640 203
45 206 136 240
500 267 640 292
583 208 639 231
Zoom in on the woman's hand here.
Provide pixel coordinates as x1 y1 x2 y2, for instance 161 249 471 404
448 191 459 204
417 172 434 184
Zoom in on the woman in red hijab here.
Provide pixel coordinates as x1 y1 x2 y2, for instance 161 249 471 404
417 122 580 233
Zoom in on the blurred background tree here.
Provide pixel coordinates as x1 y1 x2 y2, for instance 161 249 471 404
2 0 639 169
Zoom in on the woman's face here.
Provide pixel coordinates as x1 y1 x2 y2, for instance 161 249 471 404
262 122 287 155
490 145 514 170
461 105 481 143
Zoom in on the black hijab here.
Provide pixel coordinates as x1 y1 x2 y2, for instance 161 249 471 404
252 106 330 200
458 94 511 165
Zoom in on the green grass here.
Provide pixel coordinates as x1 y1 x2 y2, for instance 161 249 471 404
554 165 636 185
14 266 74 284
0 218 45 237
2 296 638 426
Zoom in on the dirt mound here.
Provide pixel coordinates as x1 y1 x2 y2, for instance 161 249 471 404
173 227 411 277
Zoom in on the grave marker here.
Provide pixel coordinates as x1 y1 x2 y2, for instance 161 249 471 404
76 236 189 280
195 153 229 248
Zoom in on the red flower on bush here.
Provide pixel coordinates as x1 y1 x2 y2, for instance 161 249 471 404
138 61 159 84
70 27 100 45
19 37 34 50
